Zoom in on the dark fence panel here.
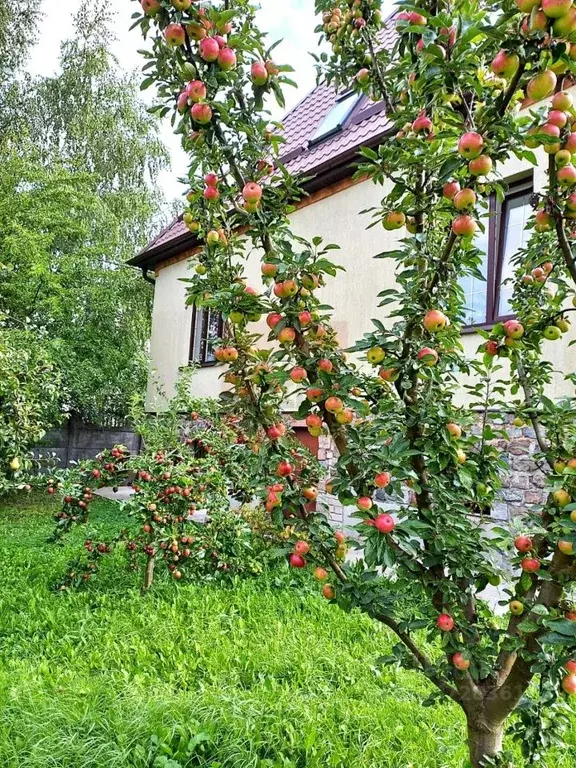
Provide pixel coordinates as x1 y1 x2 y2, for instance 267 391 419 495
34 416 142 469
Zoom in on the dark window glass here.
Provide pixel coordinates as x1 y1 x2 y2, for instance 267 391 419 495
189 307 223 366
460 177 533 328
309 92 361 145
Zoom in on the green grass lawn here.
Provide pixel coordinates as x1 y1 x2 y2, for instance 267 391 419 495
0 494 574 768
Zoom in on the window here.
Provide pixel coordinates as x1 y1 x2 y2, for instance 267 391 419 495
309 91 361 145
461 177 533 327
189 307 223 366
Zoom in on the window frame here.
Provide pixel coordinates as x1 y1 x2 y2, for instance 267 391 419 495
308 91 362 147
189 306 224 367
462 175 533 332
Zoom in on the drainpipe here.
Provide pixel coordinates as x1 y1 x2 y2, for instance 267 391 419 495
142 268 155 286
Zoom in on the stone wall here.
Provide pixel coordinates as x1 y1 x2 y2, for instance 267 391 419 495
317 412 547 528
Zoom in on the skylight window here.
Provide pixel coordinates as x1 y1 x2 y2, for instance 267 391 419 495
309 92 361 145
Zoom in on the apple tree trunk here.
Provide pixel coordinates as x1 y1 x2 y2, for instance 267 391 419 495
467 718 505 768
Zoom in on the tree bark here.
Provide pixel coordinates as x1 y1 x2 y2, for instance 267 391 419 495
467 718 505 768
143 554 155 591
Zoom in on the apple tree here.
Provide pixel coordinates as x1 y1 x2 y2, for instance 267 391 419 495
134 0 576 764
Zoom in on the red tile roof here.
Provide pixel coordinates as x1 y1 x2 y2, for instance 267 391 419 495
131 19 397 268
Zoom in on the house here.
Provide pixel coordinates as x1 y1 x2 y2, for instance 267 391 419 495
130 47 576 523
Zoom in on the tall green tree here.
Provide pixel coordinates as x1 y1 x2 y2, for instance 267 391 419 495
0 1 170 422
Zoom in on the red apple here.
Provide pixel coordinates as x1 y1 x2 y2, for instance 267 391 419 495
141 0 161 14
374 472 391 488
443 181 461 199
322 584 336 600
514 535 533 553
458 132 484 159
453 188 476 210
314 566 328 581
243 182 263 203
446 423 462 439
278 327 296 344
294 540 310 556
191 103 213 124
199 37 220 62
418 347 439 366
187 80 207 103
412 113 433 133
318 358 333 373
218 47 237 71
251 62 268 86
437 613 455 631
452 652 470 670
423 309 448 332
261 262 277 277
491 50 520 78
452 214 477 236
469 155 493 176
165 24 186 47
527 70 557 101
357 496 373 511
374 513 395 533
276 460 293 477
325 396 343 413
563 674 576 694
521 557 540 572
289 553 306 568
290 366 307 383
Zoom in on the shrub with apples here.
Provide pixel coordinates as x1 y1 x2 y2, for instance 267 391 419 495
135 0 576 765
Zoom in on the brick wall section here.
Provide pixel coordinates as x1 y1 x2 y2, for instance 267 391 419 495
317 413 547 528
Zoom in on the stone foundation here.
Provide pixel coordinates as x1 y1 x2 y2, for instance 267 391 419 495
318 412 547 528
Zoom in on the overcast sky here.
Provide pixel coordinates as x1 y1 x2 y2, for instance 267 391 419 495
28 0 320 203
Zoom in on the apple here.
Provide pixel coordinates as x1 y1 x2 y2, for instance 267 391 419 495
289 553 306 568
563 674 576 694
357 496 373 511
356 68 370 84
556 317 570 332
199 37 220 62
516 0 540 11
367 346 385 364
503 319 524 339
267 423 286 440
298 311 312 327
318 358 334 373
423 309 448 332
437 613 455 631
302 487 318 501
447 423 462 439
510 600 524 615
521 557 540 573
379 367 397 381
172 0 191 8
314 566 328 581
336 408 354 425
325 396 344 413
165 24 186 47
453 652 470 671
218 47 237 71
418 347 439 366
554 5 576 35
527 70 557 101
491 50 520 78
374 513 395 533
266 312 282 329
565 660 576 673
514 535 533 552
542 0 573 16
411 113 432 134
556 149 572 168
469 155 493 176
558 165 576 188
243 182 263 203
276 460 293 477
453 188 476 210
187 23 207 41
141 0 161 14
177 91 190 112
261 263 277 278
203 185 219 202
549 110 569 129
322 584 336 600
559 540 575 555
374 472 391 488
9 457 20 471
191 103 213 124
554 91 574 111
553 488 572 506
567 611 576 620
294 540 310 556
456 449 467 464
485 340 499 356
306 387 324 403
383 211 406 230
290 366 307 384
458 132 484 159
187 80 207 103
452 214 477 236
204 172 218 187
535 210 552 232
443 181 461 199
251 62 268 86
543 325 562 340
278 327 296 344
306 415 323 432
